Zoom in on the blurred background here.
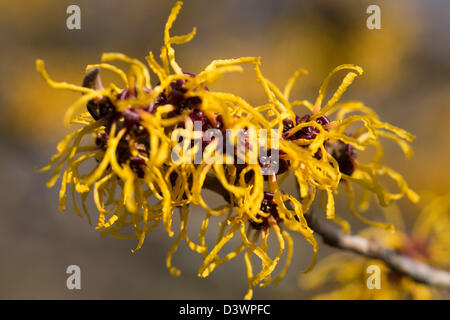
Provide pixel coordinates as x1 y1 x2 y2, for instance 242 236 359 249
0 0 449 299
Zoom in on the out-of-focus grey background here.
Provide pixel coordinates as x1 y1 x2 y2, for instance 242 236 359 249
0 0 449 299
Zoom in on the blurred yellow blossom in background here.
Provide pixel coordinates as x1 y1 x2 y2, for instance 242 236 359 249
300 193 450 299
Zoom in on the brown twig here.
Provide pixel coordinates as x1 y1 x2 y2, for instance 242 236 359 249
203 174 450 289
305 209 450 289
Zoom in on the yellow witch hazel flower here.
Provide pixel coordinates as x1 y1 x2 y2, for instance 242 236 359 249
300 193 450 299
256 63 419 232
37 1 417 299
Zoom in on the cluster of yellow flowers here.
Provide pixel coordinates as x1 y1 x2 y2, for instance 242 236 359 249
37 2 417 299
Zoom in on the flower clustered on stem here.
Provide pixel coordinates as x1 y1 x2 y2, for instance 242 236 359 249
37 1 418 299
